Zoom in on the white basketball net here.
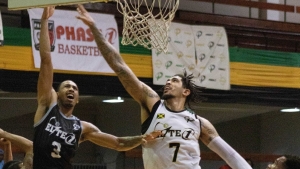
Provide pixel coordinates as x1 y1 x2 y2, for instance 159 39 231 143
114 0 179 53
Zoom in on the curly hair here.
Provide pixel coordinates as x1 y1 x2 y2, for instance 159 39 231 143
284 155 300 169
162 69 206 110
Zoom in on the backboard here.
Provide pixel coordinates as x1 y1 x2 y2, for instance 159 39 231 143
8 0 111 10
8 0 179 52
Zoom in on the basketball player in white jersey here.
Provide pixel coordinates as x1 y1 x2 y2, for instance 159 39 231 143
76 4 251 169
34 6 160 169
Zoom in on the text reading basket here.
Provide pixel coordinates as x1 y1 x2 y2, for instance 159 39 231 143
114 0 179 53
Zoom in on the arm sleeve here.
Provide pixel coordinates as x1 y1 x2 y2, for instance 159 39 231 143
207 136 252 169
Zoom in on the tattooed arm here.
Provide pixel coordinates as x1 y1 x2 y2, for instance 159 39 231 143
199 117 252 169
76 4 159 122
198 116 219 145
80 121 161 151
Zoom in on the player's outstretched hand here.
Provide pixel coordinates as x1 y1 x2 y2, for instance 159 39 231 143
76 4 95 27
142 130 161 144
42 6 55 20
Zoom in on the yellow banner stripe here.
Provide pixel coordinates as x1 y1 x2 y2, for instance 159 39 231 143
0 46 35 71
0 46 153 77
2 46 300 88
231 62 300 88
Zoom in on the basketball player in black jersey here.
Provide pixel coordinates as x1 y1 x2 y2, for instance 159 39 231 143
33 6 160 169
76 4 252 169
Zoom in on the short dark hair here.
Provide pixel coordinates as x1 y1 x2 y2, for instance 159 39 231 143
56 80 79 92
174 69 206 110
3 160 22 169
284 155 300 169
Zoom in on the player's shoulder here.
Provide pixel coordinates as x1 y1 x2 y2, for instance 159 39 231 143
197 115 211 124
80 120 100 133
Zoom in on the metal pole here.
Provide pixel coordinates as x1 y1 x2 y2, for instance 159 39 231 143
249 0 252 18
284 0 286 22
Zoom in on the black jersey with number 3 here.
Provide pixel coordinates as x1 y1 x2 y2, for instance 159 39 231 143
33 104 82 169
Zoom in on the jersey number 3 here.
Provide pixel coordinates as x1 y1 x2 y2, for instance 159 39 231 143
51 141 62 158
169 143 180 162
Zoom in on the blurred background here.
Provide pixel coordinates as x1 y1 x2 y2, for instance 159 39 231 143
1 0 300 169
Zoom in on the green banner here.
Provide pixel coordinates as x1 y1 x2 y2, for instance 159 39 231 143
3 26 300 67
229 47 300 67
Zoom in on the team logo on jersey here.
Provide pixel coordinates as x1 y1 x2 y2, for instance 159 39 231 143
44 116 77 145
154 122 196 140
65 133 76 145
184 116 195 123
73 123 81 130
157 113 165 119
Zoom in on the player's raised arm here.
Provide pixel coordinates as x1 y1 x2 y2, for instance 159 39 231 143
35 6 57 124
76 4 159 112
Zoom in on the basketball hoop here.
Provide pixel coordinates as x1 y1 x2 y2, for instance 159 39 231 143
114 0 179 53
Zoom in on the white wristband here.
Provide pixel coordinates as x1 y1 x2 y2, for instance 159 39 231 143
207 136 252 169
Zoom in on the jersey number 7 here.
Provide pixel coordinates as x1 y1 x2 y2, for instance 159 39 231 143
169 143 180 162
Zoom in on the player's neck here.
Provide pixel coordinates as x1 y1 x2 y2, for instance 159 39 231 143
59 106 74 117
164 99 185 111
